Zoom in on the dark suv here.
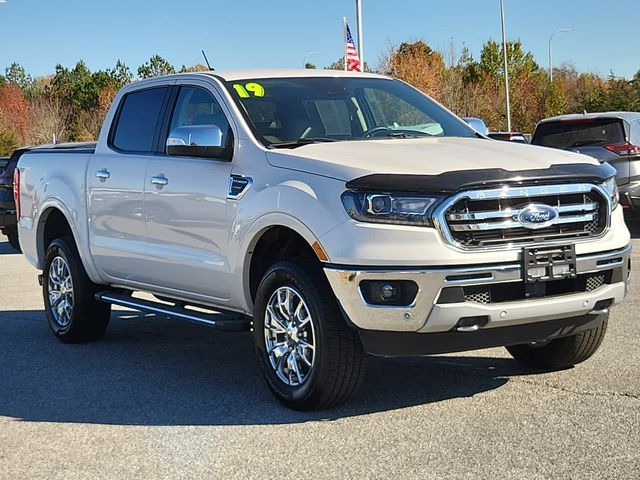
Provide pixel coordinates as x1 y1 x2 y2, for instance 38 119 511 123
531 112 640 209
0 148 29 251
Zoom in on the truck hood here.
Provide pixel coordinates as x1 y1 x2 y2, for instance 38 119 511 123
266 137 599 182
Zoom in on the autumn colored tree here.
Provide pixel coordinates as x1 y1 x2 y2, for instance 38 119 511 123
383 40 445 99
179 63 209 73
0 83 32 149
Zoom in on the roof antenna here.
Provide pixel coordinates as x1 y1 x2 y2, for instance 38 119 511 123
201 50 213 71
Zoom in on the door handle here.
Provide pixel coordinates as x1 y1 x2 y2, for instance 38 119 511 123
151 175 169 186
96 169 110 180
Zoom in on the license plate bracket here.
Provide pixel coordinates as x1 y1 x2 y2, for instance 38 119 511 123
523 244 576 283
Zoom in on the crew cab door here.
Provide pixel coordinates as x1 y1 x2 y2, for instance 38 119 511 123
88 85 171 281
138 82 235 301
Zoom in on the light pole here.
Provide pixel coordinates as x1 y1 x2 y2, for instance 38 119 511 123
499 0 511 132
302 51 319 68
356 0 364 66
548 28 574 82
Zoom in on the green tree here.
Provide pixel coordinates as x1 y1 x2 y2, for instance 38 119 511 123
475 39 539 78
4 63 39 98
137 55 176 79
109 60 133 88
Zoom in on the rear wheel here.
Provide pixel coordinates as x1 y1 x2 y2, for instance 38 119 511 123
43 237 111 343
506 313 608 369
5 227 20 252
253 260 367 410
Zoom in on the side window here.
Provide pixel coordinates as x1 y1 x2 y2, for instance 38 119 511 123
112 87 168 153
168 86 230 145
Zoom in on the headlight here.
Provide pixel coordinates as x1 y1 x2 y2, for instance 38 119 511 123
602 177 619 210
341 191 442 226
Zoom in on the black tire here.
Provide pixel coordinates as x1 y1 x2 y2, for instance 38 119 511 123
253 260 367 411
43 237 111 343
506 313 608 369
6 228 20 252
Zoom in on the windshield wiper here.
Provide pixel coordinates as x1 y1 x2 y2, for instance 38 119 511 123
370 132 433 139
271 137 337 149
568 138 607 148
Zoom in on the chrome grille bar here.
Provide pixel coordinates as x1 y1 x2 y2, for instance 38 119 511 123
447 202 598 221
450 213 598 232
434 182 611 251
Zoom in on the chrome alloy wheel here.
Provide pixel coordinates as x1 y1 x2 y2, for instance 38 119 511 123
264 286 316 387
48 256 74 327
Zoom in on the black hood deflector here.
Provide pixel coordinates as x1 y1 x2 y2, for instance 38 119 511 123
345 163 617 194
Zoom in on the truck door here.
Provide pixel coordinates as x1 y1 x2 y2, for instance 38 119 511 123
88 86 171 282
140 83 234 302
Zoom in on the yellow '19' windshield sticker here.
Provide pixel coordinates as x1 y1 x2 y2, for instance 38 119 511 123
233 82 265 98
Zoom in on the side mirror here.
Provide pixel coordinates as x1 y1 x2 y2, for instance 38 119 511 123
462 117 489 136
166 125 230 160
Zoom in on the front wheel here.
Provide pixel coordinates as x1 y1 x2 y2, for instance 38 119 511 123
506 313 608 369
253 261 367 410
43 237 111 343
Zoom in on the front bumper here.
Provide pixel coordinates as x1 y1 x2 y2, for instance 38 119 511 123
324 244 631 336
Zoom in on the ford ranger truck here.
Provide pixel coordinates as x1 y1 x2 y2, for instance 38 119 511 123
14 70 631 410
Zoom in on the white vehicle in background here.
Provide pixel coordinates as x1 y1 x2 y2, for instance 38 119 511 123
14 69 631 410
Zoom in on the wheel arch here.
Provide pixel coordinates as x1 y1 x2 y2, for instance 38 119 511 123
243 221 325 309
36 205 102 284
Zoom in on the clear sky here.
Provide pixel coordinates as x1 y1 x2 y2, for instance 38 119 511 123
1 0 638 79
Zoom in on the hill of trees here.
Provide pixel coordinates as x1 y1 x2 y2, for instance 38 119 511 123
0 42 638 155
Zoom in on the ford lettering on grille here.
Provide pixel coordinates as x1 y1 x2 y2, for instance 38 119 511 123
517 204 559 229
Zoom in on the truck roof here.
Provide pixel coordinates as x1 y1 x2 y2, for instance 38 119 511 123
133 69 388 85
208 69 387 81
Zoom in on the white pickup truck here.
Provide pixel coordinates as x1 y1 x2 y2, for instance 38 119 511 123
15 69 631 410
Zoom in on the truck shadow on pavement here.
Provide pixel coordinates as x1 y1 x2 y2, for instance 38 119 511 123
0 240 18 255
0 309 543 426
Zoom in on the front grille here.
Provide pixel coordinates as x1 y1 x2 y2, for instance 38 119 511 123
440 184 609 249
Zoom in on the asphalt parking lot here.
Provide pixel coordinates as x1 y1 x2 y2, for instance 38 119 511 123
0 232 638 479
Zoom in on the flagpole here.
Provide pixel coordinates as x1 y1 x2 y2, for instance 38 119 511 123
343 17 348 71
356 0 364 68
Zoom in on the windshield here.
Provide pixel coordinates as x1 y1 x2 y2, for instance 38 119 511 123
224 77 476 147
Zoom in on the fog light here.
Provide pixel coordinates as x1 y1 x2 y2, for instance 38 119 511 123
380 284 398 300
359 280 419 307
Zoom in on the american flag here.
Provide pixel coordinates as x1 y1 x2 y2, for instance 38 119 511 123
345 22 362 72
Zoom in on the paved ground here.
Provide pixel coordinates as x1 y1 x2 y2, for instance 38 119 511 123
0 232 639 479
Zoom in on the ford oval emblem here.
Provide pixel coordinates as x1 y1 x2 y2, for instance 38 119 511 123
517 204 559 229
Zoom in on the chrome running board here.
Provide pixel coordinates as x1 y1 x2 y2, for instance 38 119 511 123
95 292 251 332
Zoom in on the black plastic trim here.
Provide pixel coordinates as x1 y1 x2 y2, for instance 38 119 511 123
345 163 618 194
359 313 606 356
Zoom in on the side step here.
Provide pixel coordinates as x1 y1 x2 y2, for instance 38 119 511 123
95 292 252 332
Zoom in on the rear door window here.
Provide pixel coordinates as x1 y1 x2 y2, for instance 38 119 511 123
532 119 626 149
111 87 169 153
